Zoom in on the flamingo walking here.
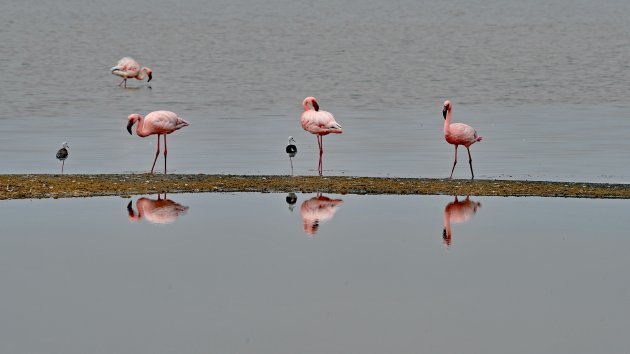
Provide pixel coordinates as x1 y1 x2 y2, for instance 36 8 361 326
126 111 189 174
300 193 344 236
56 142 69 175
443 100 482 179
442 196 482 247
111 57 153 87
127 194 189 224
300 97 342 176
286 136 297 175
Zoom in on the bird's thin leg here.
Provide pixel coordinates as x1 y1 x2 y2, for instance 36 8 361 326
124 79 127 88
61 161 64 175
466 146 474 180
319 136 324 176
289 156 294 175
163 134 168 174
118 79 125 87
150 134 161 174
450 145 458 179
316 135 322 176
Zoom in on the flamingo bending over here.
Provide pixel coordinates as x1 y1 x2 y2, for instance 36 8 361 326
443 100 482 179
442 196 482 247
301 97 342 176
127 194 189 224
126 111 189 174
56 142 69 175
111 57 152 87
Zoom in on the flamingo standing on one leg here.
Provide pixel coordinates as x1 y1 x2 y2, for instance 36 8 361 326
111 57 153 88
286 136 297 175
55 142 69 175
300 193 344 236
126 111 189 174
300 97 342 176
443 100 482 179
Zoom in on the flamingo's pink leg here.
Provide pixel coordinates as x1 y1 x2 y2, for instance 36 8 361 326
118 79 125 86
150 134 161 174
163 134 168 174
450 145 458 179
466 146 474 180
318 135 324 176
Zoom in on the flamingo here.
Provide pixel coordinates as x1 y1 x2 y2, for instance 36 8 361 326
286 136 297 175
443 100 483 179
127 194 189 224
126 111 189 174
300 97 342 176
300 193 344 236
111 57 152 87
442 196 482 247
55 142 69 175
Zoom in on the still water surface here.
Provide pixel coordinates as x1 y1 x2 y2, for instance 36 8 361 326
1 0 629 181
1 193 628 353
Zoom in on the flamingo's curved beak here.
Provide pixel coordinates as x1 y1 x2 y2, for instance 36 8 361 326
313 101 319 111
111 66 120 73
127 121 133 135
147 72 152 82
443 107 447 119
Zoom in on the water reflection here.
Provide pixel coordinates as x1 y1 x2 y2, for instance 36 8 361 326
285 192 298 212
300 193 344 236
442 196 482 247
127 194 189 224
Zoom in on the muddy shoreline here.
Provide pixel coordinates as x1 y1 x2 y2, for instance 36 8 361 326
1 174 628 200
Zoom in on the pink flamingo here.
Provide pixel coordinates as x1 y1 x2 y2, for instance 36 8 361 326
300 193 344 236
443 100 483 179
301 97 343 176
111 57 152 87
127 194 189 224
442 196 482 247
126 111 189 174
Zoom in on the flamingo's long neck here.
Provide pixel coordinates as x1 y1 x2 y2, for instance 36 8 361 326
443 211 452 247
444 108 452 135
136 116 148 137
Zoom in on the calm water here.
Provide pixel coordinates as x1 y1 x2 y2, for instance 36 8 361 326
1 193 629 354
0 0 629 181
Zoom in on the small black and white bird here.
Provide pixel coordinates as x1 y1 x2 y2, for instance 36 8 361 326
285 136 297 174
56 142 69 174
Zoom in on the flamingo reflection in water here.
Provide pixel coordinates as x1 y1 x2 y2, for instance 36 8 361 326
300 193 343 236
442 196 482 247
127 194 189 224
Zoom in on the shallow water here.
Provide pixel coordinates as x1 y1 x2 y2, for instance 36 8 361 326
1 193 629 354
1 0 629 181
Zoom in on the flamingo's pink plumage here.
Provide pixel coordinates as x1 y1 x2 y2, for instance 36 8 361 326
301 97 342 176
442 196 482 247
443 100 482 179
126 111 189 174
300 193 344 236
127 194 189 224
111 57 152 87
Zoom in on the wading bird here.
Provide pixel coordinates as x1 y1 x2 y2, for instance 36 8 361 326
443 100 482 179
56 142 69 174
111 57 152 87
301 97 342 176
286 136 297 174
300 193 344 236
127 194 189 224
442 196 482 247
126 111 189 174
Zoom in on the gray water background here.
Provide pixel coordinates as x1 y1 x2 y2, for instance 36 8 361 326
1 0 629 181
1 193 629 354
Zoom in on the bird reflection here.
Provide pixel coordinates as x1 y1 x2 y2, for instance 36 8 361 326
286 192 298 212
127 194 189 224
300 193 343 236
442 196 482 247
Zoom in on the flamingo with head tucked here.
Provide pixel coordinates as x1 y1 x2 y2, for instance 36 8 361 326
301 97 342 176
111 57 153 87
443 100 483 179
126 111 189 174
300 193 344 236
